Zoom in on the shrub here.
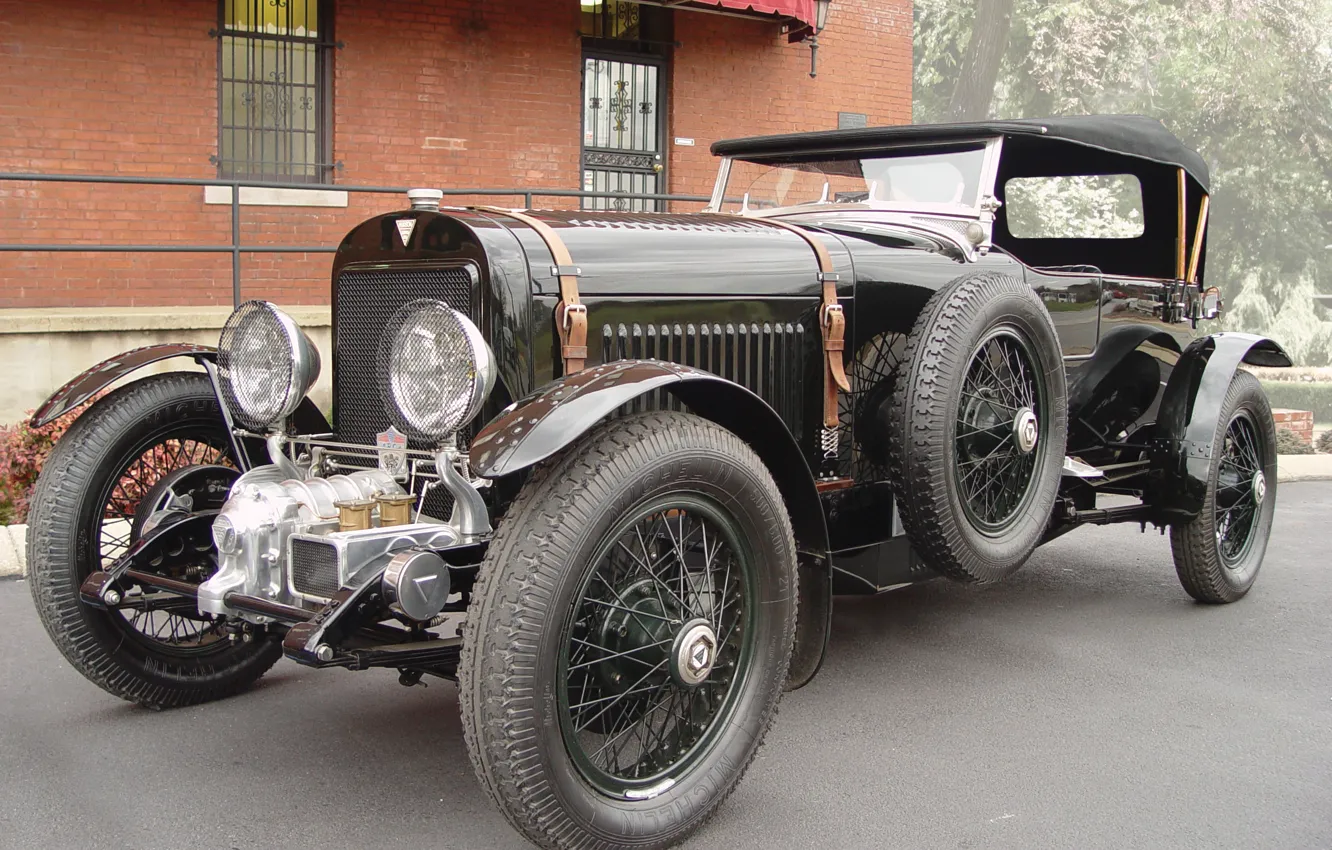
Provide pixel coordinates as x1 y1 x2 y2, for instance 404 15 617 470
1275 427 1314 455
1318 430 1332 454
0 404 89 525
1260 381 1332 422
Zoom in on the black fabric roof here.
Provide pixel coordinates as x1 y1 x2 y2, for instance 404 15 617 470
712 115 1209 192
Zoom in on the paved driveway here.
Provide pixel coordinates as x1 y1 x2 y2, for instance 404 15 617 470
2 482 1329 850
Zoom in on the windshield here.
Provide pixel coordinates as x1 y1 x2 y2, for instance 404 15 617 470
718 144 989 213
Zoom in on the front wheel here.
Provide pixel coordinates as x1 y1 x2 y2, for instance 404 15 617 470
1170 371 1277 603
27 373 280 708
460 411 798 849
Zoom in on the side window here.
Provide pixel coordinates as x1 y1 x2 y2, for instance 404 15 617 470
1004 175 1144 239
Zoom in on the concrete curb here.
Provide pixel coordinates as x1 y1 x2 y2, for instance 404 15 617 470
0 459 1328 581
0 524 26 578
1277 454 1332 483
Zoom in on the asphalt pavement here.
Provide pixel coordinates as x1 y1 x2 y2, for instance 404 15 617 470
1 482 1329 850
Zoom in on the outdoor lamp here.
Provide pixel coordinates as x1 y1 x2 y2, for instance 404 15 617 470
815 0 832 30
809 0 833 78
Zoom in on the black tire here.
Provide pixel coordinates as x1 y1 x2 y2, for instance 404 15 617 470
887 272 1068 583
459 411 797 850
1170 371 1277 603
27 373 281 708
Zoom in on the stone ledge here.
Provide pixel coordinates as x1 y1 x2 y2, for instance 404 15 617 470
0 525 25 578
1276 454 1332 483
0 305 331 335
203 185 349 207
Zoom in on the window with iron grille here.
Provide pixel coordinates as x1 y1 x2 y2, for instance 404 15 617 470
217 0 333 181
580 0 672 47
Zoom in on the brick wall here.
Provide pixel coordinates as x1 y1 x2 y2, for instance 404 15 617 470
1273 408 1314 446
0 0 912 309
669 0 913 195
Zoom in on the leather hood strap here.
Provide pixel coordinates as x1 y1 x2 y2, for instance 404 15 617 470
473 206 587 375
473 207 848 429
749 218 850 429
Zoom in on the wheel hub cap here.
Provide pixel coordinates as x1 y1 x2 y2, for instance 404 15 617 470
596 580 672 693
671 619 717 688
1252 470 1267 506
1014 407 1039 454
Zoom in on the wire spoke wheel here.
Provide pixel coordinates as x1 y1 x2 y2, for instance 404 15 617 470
28 374 282 707
842 331 906 480
1213 412 1264 566
888 272 1067 583
954 327 1045 532
1170 371 1276 604
92 430 234 656
461 412 796 847
559 495 754 795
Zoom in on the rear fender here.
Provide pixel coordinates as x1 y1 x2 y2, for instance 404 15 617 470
470 359 832 689
1151 332 1291 520
30 343 330 471
1067 325 1182 417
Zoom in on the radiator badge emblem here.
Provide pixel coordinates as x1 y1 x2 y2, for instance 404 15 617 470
376 426 409 478
395 218 416 247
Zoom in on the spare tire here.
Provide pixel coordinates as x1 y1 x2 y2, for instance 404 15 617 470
886 271 1068 583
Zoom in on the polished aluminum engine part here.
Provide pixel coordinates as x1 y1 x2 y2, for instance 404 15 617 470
286 522 459 604
381 548 452 621
198 466 401 618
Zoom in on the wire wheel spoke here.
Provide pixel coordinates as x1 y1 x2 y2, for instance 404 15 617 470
92 431 233 652
561 500 750 791
954 329 1043 529
1214 414 1264 564
843 332 907 480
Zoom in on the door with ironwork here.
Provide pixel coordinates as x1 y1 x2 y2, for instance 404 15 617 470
582 56 664 211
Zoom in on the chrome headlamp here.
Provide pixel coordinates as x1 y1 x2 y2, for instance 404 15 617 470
380 300 495 442
217 301 321 431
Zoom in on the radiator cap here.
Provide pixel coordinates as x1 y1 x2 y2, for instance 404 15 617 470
406 188 443 212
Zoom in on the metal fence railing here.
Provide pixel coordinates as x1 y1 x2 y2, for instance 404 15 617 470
0 172 713 306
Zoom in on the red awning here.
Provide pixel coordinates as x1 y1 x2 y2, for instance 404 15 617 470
674 0 817 29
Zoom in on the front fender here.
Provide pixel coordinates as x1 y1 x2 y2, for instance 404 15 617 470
471 359 833 689
31 343 218 427
1152 332 1291 519
30 344 331 472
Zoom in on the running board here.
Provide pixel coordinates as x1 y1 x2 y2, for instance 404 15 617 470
1062 456 1104 478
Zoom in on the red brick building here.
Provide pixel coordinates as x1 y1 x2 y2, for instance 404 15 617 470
0 0 910 421
0 0 910 308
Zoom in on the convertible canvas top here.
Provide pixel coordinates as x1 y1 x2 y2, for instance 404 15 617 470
712 114 1210 192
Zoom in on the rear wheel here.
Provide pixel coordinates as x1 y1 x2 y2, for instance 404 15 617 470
27 373 280 708
887 272 1068 583
460 411 797 849
1170 371 1276 603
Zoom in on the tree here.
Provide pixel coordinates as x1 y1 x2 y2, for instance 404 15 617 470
914 0 1332 365
946 0 1015 121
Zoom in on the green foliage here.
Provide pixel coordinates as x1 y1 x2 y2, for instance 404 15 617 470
1260 381 1332 421
915 0 1332 365
1275 427 1315 454
1005 174 1144 239
1317 429 1332 453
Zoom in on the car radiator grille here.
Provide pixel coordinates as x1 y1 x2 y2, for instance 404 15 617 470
333 265 476 520
290 537 340 599
599 321 806 431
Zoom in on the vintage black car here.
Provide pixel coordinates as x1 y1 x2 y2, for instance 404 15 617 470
27 115 1290 849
